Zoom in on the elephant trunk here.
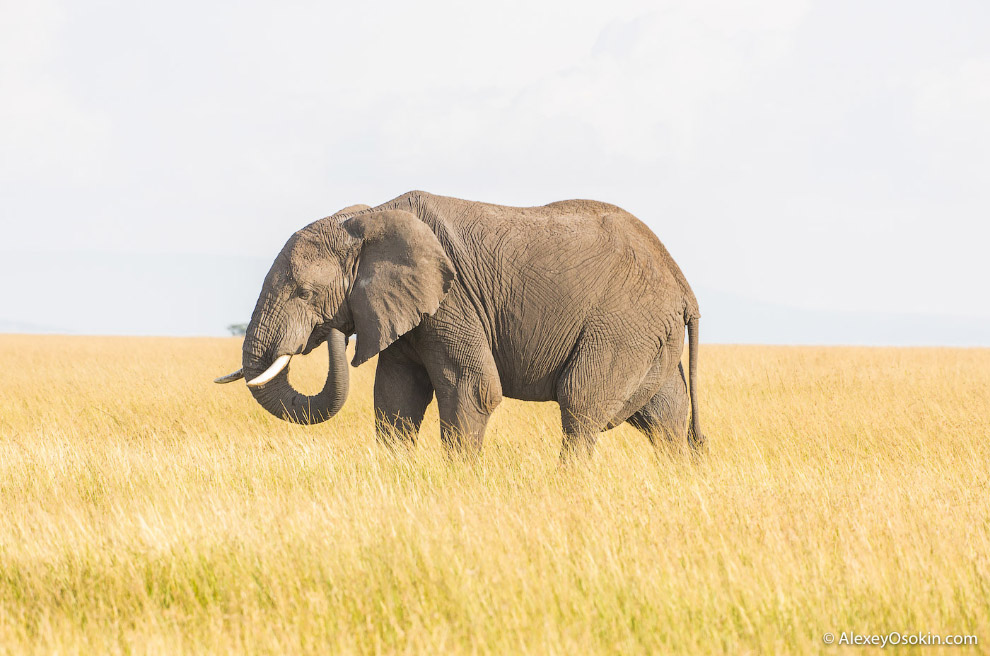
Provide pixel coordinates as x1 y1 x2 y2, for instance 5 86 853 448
242 327 350 424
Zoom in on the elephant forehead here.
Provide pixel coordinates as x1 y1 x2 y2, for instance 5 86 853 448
290 237 324 263
278 230 323 266
273 222 352 285
289 242 345 286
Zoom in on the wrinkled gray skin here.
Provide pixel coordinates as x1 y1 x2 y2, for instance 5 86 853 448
232 191 705 461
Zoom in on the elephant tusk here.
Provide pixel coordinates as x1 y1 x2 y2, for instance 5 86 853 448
214 369 245 384
247 355 292 388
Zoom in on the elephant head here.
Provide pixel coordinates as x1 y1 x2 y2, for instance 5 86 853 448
215 205 455 424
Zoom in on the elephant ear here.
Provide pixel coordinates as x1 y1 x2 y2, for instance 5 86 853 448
344 210 456 366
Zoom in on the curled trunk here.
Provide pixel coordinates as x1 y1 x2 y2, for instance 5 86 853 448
242 328 349 424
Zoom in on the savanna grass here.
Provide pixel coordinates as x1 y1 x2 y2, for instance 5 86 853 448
0 335 987 654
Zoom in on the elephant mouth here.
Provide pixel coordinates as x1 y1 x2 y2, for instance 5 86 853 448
247 332 331 387
238 327 351 425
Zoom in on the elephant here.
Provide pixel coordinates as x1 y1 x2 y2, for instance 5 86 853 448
215 191 705 461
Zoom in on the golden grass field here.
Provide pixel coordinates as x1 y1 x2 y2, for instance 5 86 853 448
1 335 988 654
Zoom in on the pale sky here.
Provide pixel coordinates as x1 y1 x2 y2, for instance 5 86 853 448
1 1 988 343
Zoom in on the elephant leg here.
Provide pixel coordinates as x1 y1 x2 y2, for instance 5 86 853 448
410 301 503 459
556 328 659 463
433 376 499 458
374 346 435 449
627 363 689 448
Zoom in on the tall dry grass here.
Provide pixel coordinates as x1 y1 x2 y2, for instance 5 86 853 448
0 335 987 654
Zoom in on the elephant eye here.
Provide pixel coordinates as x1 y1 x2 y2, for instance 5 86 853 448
297 288 314 301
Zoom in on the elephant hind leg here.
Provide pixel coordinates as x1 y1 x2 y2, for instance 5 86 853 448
626 363 689 448
556 330 659 463
557 380 621 463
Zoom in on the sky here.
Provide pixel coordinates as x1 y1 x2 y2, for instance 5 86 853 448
1 0 988 344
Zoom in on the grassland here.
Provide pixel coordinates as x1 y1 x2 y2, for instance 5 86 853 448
0 335 987 654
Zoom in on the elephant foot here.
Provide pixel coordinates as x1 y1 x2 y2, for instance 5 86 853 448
558 431 599 465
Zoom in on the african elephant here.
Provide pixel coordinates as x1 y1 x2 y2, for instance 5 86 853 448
215 191 705 460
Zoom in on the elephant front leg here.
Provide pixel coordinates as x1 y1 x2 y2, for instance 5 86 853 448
433 373 501 459
374 348 435 450
409 299 503 459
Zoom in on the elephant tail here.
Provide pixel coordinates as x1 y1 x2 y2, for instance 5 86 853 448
686 315 706 450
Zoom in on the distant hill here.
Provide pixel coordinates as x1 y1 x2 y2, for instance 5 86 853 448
0 318 71 334
699 288 990 347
